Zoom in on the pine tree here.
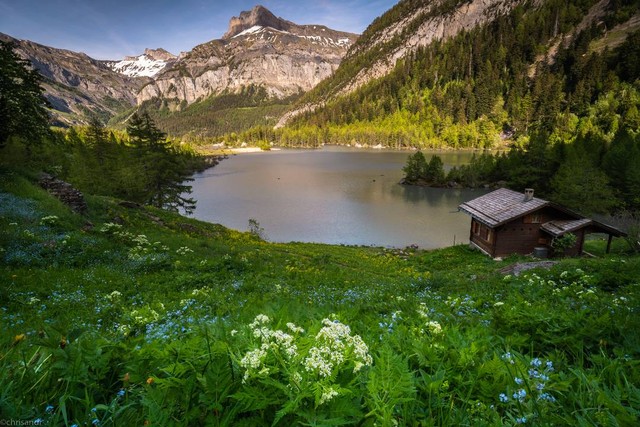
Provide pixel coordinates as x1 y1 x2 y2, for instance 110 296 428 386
550 154 618 215
126 112 196 213
402 151 427 183
425 155 445 185
0 41 51 147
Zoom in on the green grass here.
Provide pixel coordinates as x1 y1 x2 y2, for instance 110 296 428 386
1 171 639 426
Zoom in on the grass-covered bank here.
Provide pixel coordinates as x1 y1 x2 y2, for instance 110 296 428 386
1 172 639 426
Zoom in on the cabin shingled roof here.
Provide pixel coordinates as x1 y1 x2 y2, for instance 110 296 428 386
458 188 548 227
541 219 592 237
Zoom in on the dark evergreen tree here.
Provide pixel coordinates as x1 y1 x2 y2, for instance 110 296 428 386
402 151 428 183
550 154 618 215
126 112 197 213
0 41 50 147
425 155 445 185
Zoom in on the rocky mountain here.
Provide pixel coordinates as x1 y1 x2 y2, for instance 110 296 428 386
1 5 357 126
137 5 357 106
104 48 177 78
276 0 640 146
278 0 527 126
0 32 143 126
280 0 640 127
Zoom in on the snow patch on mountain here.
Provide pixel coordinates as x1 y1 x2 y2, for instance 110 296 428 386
232 25 353 48
109 56 166 77
233 25 266 38
107 49 176 78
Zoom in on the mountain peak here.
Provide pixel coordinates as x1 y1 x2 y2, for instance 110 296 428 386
143 48 176 61
223 5 293 39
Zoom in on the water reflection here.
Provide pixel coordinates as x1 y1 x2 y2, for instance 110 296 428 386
188 147 488 248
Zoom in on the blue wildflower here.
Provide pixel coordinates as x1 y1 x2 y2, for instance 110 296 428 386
539 392 556 403
117 389 125 397
499 393 509 402
45 404 54 414
531 358 542 368
513 389 526 401
515 377 523 385
516 416 527 424
536 382 545 390
92 419 100 426
529 368 540 378
546 360 554 371
91 407 97 412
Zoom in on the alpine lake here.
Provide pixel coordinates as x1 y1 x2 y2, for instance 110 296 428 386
188 146 489 249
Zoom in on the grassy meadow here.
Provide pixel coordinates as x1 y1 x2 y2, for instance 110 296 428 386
1 170 639 426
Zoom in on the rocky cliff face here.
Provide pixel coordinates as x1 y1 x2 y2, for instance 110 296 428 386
0 33 143 125
278 0 525 127
341 0 520 95
137 5 357 105
1 5 357 124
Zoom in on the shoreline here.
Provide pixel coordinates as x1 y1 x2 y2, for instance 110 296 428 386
196 143 508 156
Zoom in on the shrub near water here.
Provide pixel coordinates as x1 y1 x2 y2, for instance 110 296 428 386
1 183 639 425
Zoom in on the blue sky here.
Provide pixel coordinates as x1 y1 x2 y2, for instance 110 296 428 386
0 0 398 60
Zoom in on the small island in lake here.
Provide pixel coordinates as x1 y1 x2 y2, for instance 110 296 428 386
400 151 504 189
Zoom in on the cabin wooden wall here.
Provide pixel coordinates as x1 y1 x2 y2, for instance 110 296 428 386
469 219 496 256
468 207 590 257
494 219 543 257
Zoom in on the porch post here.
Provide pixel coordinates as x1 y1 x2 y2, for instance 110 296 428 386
606 234 613 254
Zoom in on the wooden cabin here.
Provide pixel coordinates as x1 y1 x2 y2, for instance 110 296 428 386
458 188 626 258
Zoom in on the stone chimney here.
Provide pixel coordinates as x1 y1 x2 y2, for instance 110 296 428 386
524 188 534 202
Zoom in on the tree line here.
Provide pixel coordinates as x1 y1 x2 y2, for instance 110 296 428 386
1 40 207 214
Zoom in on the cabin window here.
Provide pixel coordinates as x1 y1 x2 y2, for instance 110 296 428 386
473 221 493 243
524 213 541 224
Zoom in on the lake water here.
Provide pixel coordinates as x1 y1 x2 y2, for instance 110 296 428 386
188 146 488 249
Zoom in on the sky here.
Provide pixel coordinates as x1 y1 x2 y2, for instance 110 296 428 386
0 0 398 60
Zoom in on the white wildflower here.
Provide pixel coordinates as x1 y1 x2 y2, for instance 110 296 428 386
250 314 271 329
291 371 303 384
176 246 193 256
304 346 334 377
132 234 150 246
39 215 59 226
107 290 122 301
287 322 304 333
99 222 122 233
426 320 443 335
319 387 339 405
240 347 267 370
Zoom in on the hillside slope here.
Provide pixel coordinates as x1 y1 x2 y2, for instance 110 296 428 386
1 169 638 425
279 0 640 148
0 33 143 125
